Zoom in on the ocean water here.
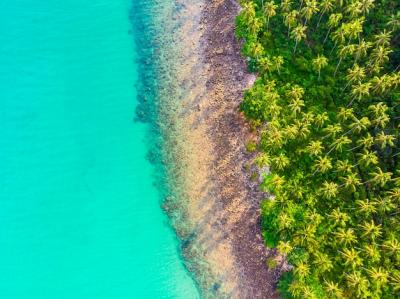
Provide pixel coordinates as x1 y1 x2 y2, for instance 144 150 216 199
0 0 199 298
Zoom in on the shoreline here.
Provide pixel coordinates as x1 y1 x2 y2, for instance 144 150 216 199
160 0 281 297
141 0 280 297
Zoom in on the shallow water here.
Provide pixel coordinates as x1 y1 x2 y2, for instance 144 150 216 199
0 0 199 298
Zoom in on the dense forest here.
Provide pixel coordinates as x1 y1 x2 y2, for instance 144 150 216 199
236 0 400 297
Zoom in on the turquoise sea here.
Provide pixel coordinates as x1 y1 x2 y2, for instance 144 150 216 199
0 0 199 298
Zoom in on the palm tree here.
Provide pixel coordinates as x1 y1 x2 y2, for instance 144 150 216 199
312 55 328 80
242 2 257 22
375 131 396 149
341 248 363 269
327 135 352 154
258 56 273 72
343 64 365 90
272 153 290 170
287 85 304 100
357 150 378 167
249 41 264 58
359 0 375 15
346 272 369 297
314 252 333 274
336 160 353 173
360 220 382 240
320 181 339 199
328 208 350 226
364 244 381 262
349 82 371 105
368 167 392 187
306 140 324 156
313 156 333 174
356 199 377 216
317 0 334 27
373 30 392 46
367 267 389 288
280 0 292 13
334 44 356 77
294 261 310 279
340 172 361 191
263 1 278 31
291 25 307 54
348 116 371 133
300 0 318 25
387 11 400 31
348 133 374 151
324 280 344 298
354 39 372 63
337 107 355 121
283 10 298 38
277 240 293 255
272 55 284 74
370 45 393 68
314 112 329 127
289 98 305 116
335 228 357 246
323 124 342 139
324 13 343 44
345 1 362 18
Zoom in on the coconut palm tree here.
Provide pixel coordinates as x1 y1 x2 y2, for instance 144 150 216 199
340 172 361 191
359 0 375 15
375 131 396 149
360 220 382 240
348 116 371 133
324 13 343 44
272 55 284 74
313 156 333 174
294 261 311 280
354 39 372 63
367 267 389 288
356 199 377 216
317 0 334 27
301 0 318 25
291 25 307 54
337 107 355 121
345 1 362 18
346 272 369 298
312 54 328 80
343 64 365 90
341 248 363 269
324 280 344 298
314 112 329 127
280 0 292 12
263 1 278 31
350 82 371 105
306 140 324 156
283 10 299 37
358 150 379 167
320 181 339 199
387 11 400 31
289 97 305 116
373 30 392 46
328 208 350 226
368 167 392 187
370 45 393 68
335 228 357 246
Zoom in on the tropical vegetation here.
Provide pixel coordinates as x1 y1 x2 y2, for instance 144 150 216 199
236 0 400 297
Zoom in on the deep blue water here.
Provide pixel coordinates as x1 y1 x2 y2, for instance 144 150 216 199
0 0 199 298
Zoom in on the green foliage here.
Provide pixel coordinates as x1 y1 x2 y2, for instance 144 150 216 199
236 0 400 297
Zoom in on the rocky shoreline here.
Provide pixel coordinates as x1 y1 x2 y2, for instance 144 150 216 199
167 0 281 297
151 0 281 297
